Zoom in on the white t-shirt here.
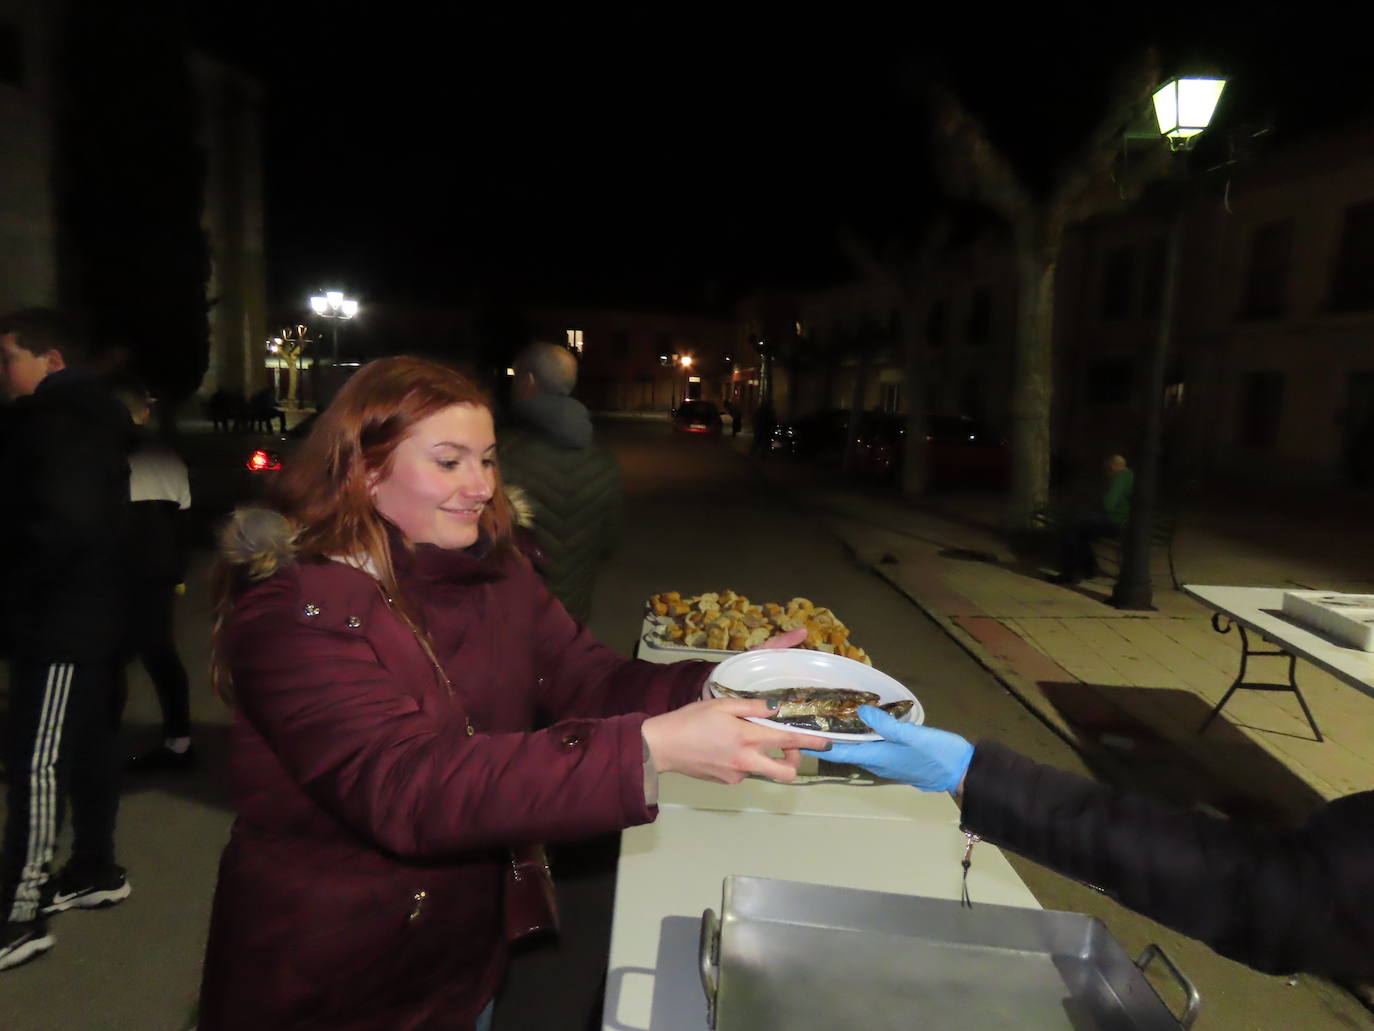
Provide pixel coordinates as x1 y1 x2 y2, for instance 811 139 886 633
129 447 191 509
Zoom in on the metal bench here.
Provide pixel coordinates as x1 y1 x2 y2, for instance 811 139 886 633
1032 505 1182 590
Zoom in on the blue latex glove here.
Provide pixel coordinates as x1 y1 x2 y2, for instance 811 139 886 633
803 705 974 793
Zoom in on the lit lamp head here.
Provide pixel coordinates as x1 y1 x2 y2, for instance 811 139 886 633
679 355 693 368
340 298 359 318
1152 76 1226 150
310 296 328 315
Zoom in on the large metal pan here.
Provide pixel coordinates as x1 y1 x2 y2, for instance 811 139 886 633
700 876 1199 1030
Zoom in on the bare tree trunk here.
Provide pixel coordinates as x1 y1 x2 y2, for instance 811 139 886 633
923 51 1159 531
1006 227 1058 529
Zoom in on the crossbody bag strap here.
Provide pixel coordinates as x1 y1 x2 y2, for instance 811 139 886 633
374 582 473 737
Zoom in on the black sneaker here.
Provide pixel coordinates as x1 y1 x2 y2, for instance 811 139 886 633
41 865 131 914
126 744 197 773
0 919 54 971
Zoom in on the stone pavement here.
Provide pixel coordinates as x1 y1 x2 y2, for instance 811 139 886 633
742 446 1374 826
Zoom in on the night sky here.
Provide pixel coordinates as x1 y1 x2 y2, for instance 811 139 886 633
197 4 1371 314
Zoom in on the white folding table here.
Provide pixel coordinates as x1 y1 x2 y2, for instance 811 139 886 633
1183 584 1374 742
601 623 1040 1031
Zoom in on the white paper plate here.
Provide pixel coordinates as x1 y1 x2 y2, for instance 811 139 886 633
708 648 923 741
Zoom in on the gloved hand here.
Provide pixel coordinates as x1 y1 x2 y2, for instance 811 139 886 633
803 705 974 793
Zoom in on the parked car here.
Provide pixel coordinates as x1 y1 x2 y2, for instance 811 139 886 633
769 409 1008 485
925 414 1008 486
768 409 852 462
671 400 724 436
244 411 318 479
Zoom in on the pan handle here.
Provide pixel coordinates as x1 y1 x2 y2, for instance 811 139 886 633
1136 943 1201 1029
699 908 721 1029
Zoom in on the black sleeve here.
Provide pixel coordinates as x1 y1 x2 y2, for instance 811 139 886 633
21 405 130 575
960 741 1374 981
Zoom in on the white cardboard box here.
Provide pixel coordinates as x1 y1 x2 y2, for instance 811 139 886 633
1281 591 1374 651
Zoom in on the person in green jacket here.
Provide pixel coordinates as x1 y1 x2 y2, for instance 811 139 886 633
496 342 623 623
1050 453 1133 585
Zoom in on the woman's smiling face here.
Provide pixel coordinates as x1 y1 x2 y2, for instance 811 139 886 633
370 403 497 549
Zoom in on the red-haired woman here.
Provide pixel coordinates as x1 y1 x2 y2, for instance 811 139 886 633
196 357 812 1030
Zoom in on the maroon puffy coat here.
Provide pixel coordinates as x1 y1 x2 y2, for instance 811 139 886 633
198 526 707 1030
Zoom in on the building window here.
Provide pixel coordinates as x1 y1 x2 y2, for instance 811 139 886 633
1100 246 1134 320
925 300 947 348
880 382 902 413
1085 358 1133 405
1237 370 1285 451
966 290 991 345
959 373 985 421
565 329 584 353
1239 219 1294 320
610 329 628 359
1331 199 1374 311
1 23 22 87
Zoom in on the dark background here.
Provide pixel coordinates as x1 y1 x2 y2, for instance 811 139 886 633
192 4 1369 313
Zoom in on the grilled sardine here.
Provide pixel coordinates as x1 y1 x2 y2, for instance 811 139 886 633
711 683 912 734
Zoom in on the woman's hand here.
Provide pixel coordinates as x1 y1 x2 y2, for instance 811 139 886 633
642 698 816 785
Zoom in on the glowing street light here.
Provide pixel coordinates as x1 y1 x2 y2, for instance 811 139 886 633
1151 76 1226 149
309 290 359 364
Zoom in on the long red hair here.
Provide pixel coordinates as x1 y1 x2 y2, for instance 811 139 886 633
210 356 513 701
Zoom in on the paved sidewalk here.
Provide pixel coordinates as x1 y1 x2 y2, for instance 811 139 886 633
747 450 1374 825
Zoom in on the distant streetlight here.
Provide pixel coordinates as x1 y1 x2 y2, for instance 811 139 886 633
679 355 693 368
309 290 359 364
1112 74 1226 611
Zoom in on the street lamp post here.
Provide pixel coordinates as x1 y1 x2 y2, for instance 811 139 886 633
1111 76 1226 611
679 354 693 404
309 290 359 365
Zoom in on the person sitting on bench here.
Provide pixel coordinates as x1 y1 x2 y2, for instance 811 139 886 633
1049 453 1133 585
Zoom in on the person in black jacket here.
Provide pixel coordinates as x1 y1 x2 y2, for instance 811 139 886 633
0 310 136 973
810 707 1374 984
109 376 197 773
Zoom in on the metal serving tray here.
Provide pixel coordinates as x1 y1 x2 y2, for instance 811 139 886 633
700 876 1199 1031
640 616 736 661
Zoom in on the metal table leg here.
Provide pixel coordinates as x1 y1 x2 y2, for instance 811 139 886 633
1199 613 1323 741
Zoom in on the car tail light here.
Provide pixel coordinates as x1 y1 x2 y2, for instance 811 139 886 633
247 449 282 472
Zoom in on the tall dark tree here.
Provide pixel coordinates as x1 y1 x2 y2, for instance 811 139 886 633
925 50 1160 530
53 2 210 403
